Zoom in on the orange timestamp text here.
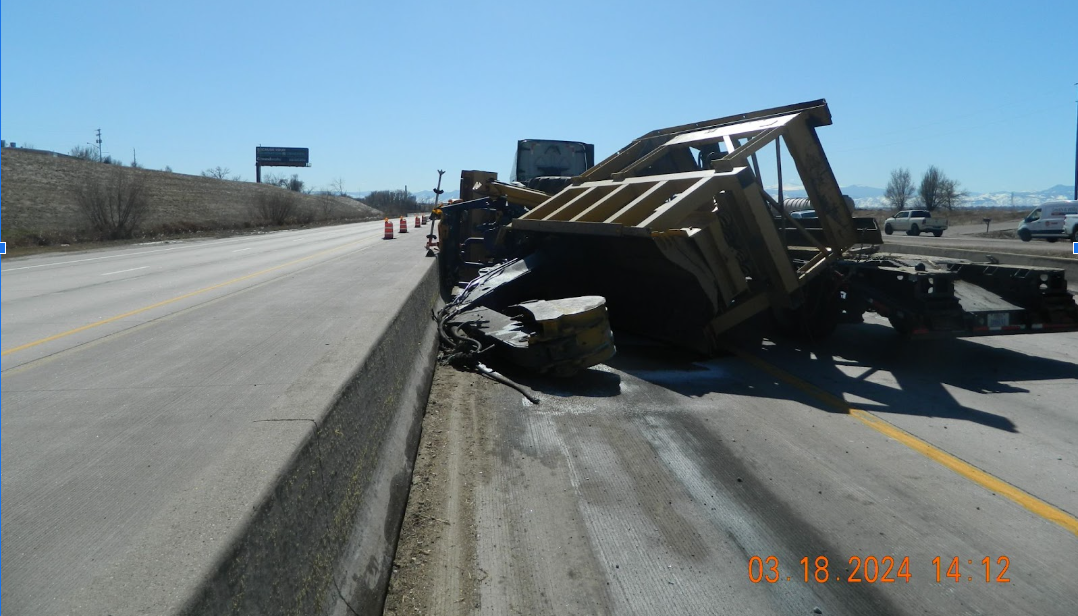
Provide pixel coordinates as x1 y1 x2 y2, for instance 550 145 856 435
748 555 1011 584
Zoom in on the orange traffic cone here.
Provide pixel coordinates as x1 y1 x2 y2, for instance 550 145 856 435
399 217 409 234
383 218 394 240
414 216 421 228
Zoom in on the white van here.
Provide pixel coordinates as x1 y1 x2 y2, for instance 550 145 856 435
1017 200 1078 242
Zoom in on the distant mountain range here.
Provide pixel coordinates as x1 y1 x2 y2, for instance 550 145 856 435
849 184 1074 210
355 185 1075 209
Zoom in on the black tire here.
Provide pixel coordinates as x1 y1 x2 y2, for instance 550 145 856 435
907 224 920 236
884 223 894 235
1071 229 1078 242
1018 228 1032 242
932 230 943 237
1046 237 1058 243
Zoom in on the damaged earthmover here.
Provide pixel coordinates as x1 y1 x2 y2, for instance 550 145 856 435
433 99 1078 377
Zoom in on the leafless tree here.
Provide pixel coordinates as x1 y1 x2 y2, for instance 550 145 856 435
884 168 916 211
286 174 304 193
72 168 153 239
331 177 347 196
917 166 944 212
70 145 98 161
938 178 967 211
362 189 418 217
201 166 231 180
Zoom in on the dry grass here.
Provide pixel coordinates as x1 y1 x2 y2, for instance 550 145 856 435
1 148 383 253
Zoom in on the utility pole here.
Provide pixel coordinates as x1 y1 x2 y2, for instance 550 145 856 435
95 128 102 161
1073 83 1077 201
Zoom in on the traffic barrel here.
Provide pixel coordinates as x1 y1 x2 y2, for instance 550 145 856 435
415 216 421 228
383 218 394 240
399 217 409 234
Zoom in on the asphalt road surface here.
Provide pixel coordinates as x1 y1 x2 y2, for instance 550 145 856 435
386 314 1078 615
883 228 1076 259
1 220 433 615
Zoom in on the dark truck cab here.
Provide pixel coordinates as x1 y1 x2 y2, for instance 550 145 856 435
511 140 595 185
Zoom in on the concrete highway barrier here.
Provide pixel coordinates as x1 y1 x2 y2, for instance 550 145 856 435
181 263 440 615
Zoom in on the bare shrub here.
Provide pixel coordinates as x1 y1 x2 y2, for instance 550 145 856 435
252 191 299 225
293 203 315 225
363 189 418 217
316 192 337 220
202 166 231 180
71 169 152 239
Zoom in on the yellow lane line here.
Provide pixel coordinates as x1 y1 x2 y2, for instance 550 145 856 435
726 346 1078 538
2 238 369 358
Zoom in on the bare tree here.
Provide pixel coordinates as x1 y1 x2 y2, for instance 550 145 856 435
70 145 98 161
286 174 304 193
72 168 152 239
884 168 916 211
938 178 966 211
917 166 945 212
331 177 347 196
362 189 418 216
263 172 286 188
201 166 231 180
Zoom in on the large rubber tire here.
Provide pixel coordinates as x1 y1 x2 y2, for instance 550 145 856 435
1071 229 1078 242
884 223 894 235
1018 228 1032 242
907 224 920 236
932 230 943 237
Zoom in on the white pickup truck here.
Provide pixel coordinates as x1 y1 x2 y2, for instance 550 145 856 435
883 209 948 237
1064 214 1078 242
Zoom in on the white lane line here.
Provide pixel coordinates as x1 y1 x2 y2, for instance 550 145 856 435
2 247 182 272
233 248 253 253
1 236 253 272
101 266 149 276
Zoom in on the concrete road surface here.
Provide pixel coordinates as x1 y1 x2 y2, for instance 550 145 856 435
1 220 434 614
386 315 1078 615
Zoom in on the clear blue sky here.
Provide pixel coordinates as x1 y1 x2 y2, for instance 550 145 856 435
2 0 1075 194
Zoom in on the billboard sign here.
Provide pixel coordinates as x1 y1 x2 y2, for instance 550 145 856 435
255 147 309 166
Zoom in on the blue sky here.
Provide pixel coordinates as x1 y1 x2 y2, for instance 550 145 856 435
2 0 1075 194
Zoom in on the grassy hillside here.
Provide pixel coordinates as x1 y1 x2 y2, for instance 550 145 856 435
1 148 382 246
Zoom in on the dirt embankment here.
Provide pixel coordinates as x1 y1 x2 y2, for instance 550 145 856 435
0 148 381 243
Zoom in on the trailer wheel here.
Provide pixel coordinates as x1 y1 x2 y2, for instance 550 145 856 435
907 224 920 236
932 230 943 237
884 223 894 235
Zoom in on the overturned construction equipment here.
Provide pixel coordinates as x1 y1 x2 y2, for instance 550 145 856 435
434 100 1078 374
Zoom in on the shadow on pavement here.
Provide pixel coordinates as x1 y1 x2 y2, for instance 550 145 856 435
608 321 1078 433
